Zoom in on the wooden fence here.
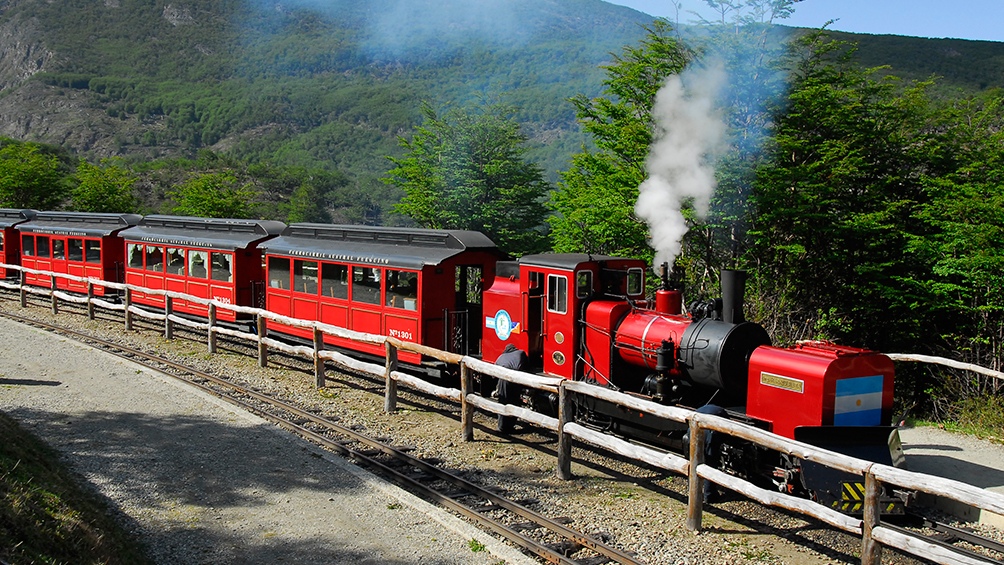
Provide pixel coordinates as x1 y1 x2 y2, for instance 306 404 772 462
5 264 1004 565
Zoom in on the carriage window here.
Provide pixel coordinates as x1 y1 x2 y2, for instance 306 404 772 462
145 245 164 272
547 274 568 314
21 235 33 257
52 239 65 260
68 239 83 262
0 232 4 252
85 240 101 264
36 236 50 258
626 268 644 296
166 248 185 275
189 250 208 279
128 243 144 268
268 257 290 289
321 262 348 299
576 270 592 299
386 269 418 310
293 260 318 294
211 252 233 283
351 266 381 305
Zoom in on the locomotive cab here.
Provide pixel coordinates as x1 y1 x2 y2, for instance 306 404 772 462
482 253 648 379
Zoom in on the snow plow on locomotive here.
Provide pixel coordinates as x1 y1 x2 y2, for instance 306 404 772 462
481 254 909 515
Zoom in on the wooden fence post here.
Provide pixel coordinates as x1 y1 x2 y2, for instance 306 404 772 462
861 469 883 565
460 362 474 442
313 327 325 389
257 315 268 367
124 288 133 331
19 270 26 308
557 381 574 480
384 341 398 413
207 303 217 354
86 282 95 320
164 296 173 339
50 277 58 315
686 416 706 531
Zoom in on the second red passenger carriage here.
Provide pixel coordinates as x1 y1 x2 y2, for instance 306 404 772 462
260 224 502 373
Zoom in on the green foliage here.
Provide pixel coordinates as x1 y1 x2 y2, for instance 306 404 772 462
550 21 690 261
167 171 256 218
750 33 941 353
386 101 550 255
909 92 1004 370
72 159 139 213
0 138 72 209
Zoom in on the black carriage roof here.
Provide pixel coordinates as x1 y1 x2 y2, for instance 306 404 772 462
516 253 646 271
19 211 142 237
121 215 286 251
0 209 36 229
260 223 499 269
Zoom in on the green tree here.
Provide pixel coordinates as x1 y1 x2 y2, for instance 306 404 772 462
385 101 550 256
749 33 941 352
910 92 1004 372
0 140 71 209
71 159 139 213
549 21 690 261
168 171 256 218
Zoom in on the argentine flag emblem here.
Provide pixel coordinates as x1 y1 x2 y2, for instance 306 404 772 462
833 375 884 426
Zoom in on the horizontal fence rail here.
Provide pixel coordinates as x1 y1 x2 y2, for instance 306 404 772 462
6 263 1004 565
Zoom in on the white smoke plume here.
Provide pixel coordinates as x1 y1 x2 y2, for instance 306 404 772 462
635 62 727 273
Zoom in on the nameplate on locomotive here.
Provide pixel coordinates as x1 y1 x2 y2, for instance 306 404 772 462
760 372 804 393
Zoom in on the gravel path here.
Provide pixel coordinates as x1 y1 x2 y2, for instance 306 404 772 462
0 315 534 565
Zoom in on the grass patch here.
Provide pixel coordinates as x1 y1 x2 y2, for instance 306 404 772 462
0 412 152 564
912 394 1004 443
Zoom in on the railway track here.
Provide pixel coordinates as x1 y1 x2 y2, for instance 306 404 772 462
1 309 642 565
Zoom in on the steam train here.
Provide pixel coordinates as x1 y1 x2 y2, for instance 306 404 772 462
2 210 907 514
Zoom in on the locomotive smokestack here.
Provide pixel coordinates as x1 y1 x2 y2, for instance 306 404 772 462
720 269 747 324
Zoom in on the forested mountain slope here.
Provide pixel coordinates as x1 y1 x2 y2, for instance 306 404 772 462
0 0 1001 211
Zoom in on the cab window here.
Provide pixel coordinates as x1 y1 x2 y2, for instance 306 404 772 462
575 270 592 299
626 268 644 296
547 274 568 314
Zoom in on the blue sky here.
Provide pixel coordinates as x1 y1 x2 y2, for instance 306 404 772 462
607 0 1004 43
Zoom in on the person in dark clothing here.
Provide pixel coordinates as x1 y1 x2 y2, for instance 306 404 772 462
494 344 528 432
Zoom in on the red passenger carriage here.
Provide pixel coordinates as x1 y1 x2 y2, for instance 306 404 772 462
18 212 141 295
120 215 285 322
261 224 502 374
0 209 36 279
